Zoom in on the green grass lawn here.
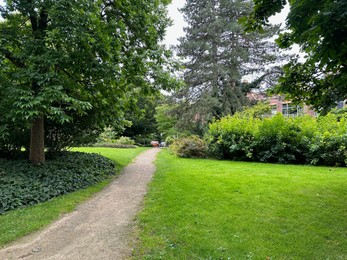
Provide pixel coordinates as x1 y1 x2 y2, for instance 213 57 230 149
133 150 347 259
72 147 148 171
0 147 148 247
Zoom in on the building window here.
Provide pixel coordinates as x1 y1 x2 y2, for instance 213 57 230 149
282 103 303 117
270 105 277 115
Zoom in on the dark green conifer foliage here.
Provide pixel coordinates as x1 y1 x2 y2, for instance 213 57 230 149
176 0 279 133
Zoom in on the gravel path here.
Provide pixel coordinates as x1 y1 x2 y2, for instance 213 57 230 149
0 148 161 260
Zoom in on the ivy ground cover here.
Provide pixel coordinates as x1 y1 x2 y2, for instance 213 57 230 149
133 150 347 259
0 147 148 247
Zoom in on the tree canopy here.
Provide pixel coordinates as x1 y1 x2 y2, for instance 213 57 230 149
246 0 347 112
174 0 280 134
0 0 178 163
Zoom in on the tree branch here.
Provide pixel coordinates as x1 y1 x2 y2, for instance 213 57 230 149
0 47 26 68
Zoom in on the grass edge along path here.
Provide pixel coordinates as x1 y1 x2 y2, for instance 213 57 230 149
0 147 148 247
133 150 347 259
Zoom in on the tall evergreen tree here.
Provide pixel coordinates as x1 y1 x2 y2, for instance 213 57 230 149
175 0 280 134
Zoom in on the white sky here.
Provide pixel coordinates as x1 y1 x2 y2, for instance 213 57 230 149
163 0 187 47
163 0 290 46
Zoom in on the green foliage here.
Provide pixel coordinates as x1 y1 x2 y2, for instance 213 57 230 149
155 104 179 139
245 0 347 110
95 136 137 148
306 114 347 166
174 0 280 132
243 0 286 31
240 101 272 118
206 112 347 166
170 135 207 158
113 136 135 146
123 94 163 145
253 114 307 163
0 147 147 246
0 152 115 214
0 179 111 247
207 113 260 160
95 133 137 148
0 0 179 159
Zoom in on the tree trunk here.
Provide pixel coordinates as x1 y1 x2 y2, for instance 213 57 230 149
29 116 45 165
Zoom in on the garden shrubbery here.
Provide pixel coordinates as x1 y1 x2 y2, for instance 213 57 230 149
170 135 207 158
206 112 347 166
0 152 116 214
94 136 137 148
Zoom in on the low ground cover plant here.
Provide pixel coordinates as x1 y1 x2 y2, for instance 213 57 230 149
206 112 347 166
133 150 347 259
0 147 148 246
0 152 115 214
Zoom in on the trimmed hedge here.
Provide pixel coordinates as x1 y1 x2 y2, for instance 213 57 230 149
206 112 347 166
0 152 115 214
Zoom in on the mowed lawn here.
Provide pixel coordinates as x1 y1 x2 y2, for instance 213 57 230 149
134 150 347 259
72 147 149 170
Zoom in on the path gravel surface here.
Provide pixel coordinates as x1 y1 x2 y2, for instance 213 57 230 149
0 148 161 260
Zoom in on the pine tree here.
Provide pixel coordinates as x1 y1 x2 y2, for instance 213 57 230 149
176 0 280 134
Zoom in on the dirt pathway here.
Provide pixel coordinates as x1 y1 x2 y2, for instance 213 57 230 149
0 148 161 260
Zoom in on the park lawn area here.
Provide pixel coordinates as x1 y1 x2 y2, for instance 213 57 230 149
72 147 148 171
133 150 347 259
0 147 148 247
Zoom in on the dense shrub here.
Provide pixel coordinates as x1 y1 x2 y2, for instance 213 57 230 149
94 136 137 148
306 114 347 166
93 143 137 148
307 134 347 166
207 115 259 160
206 112 347 166
0 152 116 214
113 136 136 145
170 135 207 158
252 114 309 164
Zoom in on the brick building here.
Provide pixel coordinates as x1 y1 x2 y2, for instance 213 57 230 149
247 92 317 117
268 95 316 117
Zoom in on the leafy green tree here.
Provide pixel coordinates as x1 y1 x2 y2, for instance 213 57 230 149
0 0 177 164
240 101 272 118
122 94 162 145
155 103 179 140
175 0 280 133
245 0 347 111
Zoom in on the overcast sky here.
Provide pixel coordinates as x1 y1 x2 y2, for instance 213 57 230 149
0 0 293 51
163 0 290 47
163 0 187 47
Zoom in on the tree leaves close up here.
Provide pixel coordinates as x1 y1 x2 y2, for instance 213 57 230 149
246 0 347 112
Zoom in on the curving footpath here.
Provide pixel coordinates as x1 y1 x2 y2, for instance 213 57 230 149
0 148 161 260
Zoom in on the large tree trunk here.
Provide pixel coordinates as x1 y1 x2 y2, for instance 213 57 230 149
29 116 45 165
